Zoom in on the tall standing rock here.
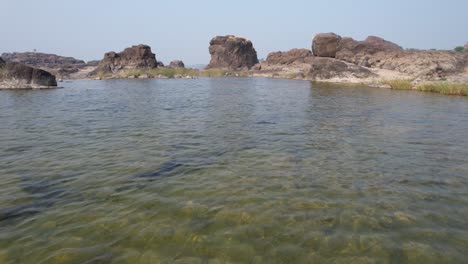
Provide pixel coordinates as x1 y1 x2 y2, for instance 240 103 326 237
207 35 259 70
94 44 157 74
312 33 342 58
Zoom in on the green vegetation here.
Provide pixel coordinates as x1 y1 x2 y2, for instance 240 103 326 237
381 79 468 96
118 67 200 79
416 82 468 96
381 79 413 90
200 69 228 77
454 46 465 52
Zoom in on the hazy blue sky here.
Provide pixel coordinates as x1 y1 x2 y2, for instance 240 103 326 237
1 0 467 64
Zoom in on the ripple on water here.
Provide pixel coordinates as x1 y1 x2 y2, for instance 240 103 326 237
0 79 467 263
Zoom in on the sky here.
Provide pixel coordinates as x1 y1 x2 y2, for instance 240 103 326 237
1 0 467 65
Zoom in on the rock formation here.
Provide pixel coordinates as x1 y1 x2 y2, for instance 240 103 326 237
157 61 165 67
94 44 157 74
266 49 314 65
312 33 342 58
335 36 465 79
307 57 376 80
0 60 57 89
207 35 259 70
1 52 86 68
1 52 91 79
169 60 185 68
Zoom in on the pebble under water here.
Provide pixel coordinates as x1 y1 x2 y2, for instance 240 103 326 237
0 78 467 263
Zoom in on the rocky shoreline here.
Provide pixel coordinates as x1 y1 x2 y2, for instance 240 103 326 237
1 33 467 94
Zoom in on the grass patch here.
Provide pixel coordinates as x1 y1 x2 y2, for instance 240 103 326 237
381 79 413 90
201 69 229 77
117 68 200 78
416 82 468 96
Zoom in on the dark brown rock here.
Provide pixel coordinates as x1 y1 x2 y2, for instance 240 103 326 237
307 57 376 80
1 52 86 68
1 52 90 80
312 33 342 58
94 44 157 74
266 49 314 65
0 61 57 89
157 61 165 67
207 35 259 70
169 60 185 68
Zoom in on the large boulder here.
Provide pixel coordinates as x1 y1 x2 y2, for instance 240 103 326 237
266 49 314 65
207 35 259 70
307 57 376 80
0 61 57 89
94 44 157 74
169 60 185 68
312 33 342 58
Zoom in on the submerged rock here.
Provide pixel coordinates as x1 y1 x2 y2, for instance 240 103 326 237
207 35 259 70
312 33 342 58
93 44 157 74
0 61 57 89
169 60 185 68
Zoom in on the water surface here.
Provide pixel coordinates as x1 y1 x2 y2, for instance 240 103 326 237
0 78 467 263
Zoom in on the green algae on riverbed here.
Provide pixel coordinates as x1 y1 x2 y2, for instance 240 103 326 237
0 78 467 263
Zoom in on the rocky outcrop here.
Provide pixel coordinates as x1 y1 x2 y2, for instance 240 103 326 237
312 33 342 58
94 44 157 74
266 49 314 65
0 61 57 89
207 35 259 70
1 52 91 80
307 57 376 80
169 60 185 68
1 52 86 68
336 37 465 79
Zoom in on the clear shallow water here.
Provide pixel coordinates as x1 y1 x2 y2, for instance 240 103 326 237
0 78 467 264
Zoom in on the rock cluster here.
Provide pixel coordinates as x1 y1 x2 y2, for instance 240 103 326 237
335 36 465 79
0 60 57 89
169 60 185 68
94 44 157 74
207 35 259 70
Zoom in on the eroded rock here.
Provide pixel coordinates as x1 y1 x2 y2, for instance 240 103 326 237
266 49 314 65
207 35 259 70
94 44 157 74
169 60 185 68
0 61 57 89
312 33 342 58
307 57 376 80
